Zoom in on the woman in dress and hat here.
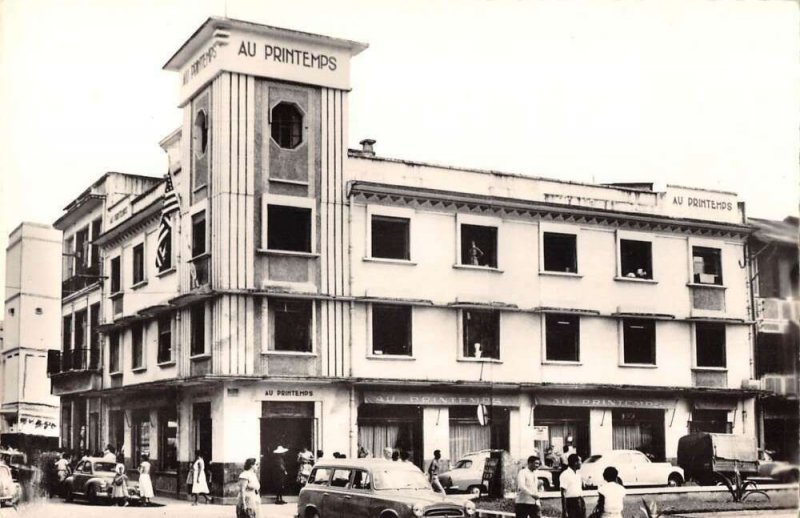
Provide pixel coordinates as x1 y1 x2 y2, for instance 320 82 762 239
111 464 129 507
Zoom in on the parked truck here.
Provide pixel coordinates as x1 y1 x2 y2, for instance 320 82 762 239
677 433 758 485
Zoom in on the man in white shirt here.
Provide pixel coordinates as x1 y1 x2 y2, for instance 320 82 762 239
515 455 541 518
102 444 117 463
559 454 585 518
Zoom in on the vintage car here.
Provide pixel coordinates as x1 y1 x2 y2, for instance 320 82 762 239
0 463 21 508
63 457 140 504
297 458 476 518
579 450 684 488
438 450 554 496
757 449 800 483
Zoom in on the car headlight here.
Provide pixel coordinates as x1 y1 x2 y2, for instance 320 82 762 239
465 500 476 516
412 503 424 517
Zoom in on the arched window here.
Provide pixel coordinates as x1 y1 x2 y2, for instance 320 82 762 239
271 102 303 149
193 109 208 157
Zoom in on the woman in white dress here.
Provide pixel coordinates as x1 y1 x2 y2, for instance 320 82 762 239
191 450 212 505
237 458 261 518
593 466 626 518
138 454 155 506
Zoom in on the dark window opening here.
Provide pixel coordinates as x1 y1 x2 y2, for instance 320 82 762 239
372 305 412 356
460 224 497 268
267 205 311 252
159 407 178 471
271 102 303 149
623 319 656 365
545 314 580 362
692 247 722 285
90 218 102 271
132 323 144 369
462 309 500 359
690 409 732 433
543 232 577 273
620 239 653 279
109 332 120 373
371 216 410 260
74 310 87 350
191 304 206 356
89 303 100 369
696 323 726 368
272 298 312 352
132 243 145 285
62 315 72 352
193 109 208 158
192 212 206 257
110 256 121 294
75 227 89 271
193 402 213 461
158 315 172 363
63 237 75 279
131 410 150 464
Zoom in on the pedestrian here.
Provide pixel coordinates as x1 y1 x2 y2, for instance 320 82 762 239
297 447 314 485
391 450 400 461
102 444 117 463
357 445 370 458
560 438 577 468
427 450 446 494
272 446 288 504
192 450 212 505
236 458 261 518
138 453 154 506
399 449 410 463
383 447 393 460
515 455 541 518
591 467 625 518
560 454 585 518
185 461 194 495
111 464 129 507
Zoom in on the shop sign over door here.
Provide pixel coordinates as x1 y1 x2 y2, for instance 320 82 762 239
535 394 674 409
364 392 519 407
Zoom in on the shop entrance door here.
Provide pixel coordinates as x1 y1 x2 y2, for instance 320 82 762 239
260 402 315 495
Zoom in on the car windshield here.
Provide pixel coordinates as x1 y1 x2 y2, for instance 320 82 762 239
455 460 473 469
583 455 602 464
94 462 117 473
373 468 431 490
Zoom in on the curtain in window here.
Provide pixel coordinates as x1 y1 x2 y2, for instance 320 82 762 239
358 424 400 458
449 423 491 462
612 422 653 452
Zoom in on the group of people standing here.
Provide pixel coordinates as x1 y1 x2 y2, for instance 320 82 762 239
515 452 626 518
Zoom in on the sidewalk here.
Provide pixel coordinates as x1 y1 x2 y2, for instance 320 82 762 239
151 495 298 518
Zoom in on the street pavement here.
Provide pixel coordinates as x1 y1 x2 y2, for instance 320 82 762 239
0 497 299 518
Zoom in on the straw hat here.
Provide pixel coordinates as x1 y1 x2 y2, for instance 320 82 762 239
273 445 289 454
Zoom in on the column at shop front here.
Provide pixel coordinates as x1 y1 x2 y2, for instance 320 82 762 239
589 409 612 455
422 407 450 469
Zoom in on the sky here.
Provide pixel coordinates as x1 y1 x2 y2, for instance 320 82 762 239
0 0 798 308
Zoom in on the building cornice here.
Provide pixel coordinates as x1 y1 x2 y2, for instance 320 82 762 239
348 181 753 239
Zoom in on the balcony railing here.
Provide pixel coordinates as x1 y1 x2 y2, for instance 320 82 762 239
47 348 101 376
762 374 799 397
62 264 102 296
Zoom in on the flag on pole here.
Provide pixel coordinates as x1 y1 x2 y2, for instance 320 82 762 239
155 174 180 270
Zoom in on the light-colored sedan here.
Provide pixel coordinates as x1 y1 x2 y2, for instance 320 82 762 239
438 450 554 497
578 450 684 488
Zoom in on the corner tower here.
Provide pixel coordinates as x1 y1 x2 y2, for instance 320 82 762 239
164 19 367 379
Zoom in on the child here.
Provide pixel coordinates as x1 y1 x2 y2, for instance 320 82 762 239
112 464 129 507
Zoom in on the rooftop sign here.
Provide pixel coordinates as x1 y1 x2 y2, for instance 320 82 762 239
165 18 367 107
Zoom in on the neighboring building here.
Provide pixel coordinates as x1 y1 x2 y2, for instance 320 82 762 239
49 172 161 456
749 216 799 462
2 223 62 452
50 17 761 500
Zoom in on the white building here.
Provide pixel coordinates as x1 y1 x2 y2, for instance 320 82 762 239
2 223 62 451
49 17 760 500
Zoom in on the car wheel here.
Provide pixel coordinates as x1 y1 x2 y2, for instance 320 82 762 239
64 490 73 503
87 485 98 505
305 509 320 518
668 474 684 487
467 485 482 498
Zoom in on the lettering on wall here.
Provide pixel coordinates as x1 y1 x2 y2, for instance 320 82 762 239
264 389 315 397
672 195 733 211
237 40 338 71
182 44 219 85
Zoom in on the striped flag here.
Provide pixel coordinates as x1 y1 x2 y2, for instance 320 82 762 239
155 174 180 270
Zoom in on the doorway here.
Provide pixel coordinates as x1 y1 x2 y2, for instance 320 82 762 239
260 402 315 495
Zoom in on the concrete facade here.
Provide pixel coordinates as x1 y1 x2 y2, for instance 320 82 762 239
2 222 62 451
47 17 763 501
